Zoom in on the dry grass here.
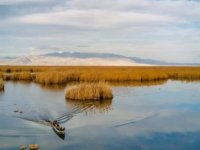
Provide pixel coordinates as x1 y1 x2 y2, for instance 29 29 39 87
0 79 4 91
35 71 80 85
32 66 200 84
0 72 34 81
1 66 200 84
0 66 46 73
0 72 4 79
66 82 113 100
9 72 35 81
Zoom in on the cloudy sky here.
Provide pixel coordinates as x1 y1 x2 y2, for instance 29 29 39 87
0 0 200 63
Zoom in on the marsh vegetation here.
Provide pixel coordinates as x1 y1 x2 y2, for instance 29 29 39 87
66 82 113 100
1 74 200 149
1 66 200 85
0 79 4 91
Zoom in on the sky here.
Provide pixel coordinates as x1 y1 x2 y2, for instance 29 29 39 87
0 0 200 63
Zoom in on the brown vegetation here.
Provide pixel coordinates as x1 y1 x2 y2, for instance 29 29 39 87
0 79 4 91
66 82 113 100
35 71 80 85
0 72 4 79
0 66 45 73
1 66 200 84
9 72 34 81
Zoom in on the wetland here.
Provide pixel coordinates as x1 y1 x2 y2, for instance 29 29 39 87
1 80 200 149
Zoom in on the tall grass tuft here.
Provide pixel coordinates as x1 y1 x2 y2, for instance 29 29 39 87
9 72 34 81
66 82 113 100
0 72 4 79
0 79 4 91
35 71 80 85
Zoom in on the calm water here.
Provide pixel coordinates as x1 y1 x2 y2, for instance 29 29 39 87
1 81 200 150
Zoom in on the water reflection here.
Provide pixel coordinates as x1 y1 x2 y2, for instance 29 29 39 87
39 84 66 91
66 80 167 87
9 80 32 85
66 99 113 114
172 78 200 83
109 80 167 87
0 91 4 95
1 81 200 149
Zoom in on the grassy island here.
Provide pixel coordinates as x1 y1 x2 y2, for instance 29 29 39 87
66 82 113 100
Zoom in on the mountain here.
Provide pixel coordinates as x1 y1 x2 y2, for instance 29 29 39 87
0 52 199 66
43 52 200 66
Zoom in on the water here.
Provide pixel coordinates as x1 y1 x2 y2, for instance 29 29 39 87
0 81 200 150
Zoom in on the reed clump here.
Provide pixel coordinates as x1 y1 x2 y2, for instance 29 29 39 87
0 79 4 91
0 72 4 79
35 72 67 85
35 71 80 85
9 72 34 81
66 82 113 100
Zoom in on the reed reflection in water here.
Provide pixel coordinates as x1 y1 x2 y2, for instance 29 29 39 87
66 99 113 114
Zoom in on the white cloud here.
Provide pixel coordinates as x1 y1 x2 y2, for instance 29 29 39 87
6 0 200 30
67 0 200 22
1 0 200 62
0 0 52 4
12 10 181 30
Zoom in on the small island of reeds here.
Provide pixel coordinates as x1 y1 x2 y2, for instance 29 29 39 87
66 82 113 100
0 79 4 91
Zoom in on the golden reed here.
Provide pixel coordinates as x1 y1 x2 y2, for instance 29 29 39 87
10 72 34 81
0 66 200 84
66 82 113 100
0 79 4 91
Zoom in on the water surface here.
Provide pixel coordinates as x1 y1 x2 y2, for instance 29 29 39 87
0 81 200 150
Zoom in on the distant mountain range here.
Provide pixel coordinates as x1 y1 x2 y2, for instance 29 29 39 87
0 52 199 66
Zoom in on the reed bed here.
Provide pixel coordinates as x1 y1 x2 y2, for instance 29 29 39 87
66 82 113 100
0 72 4 79
1 66 200 84
9 72 34 81
0 66 46 73
35 71 80 85
0 79 4 91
